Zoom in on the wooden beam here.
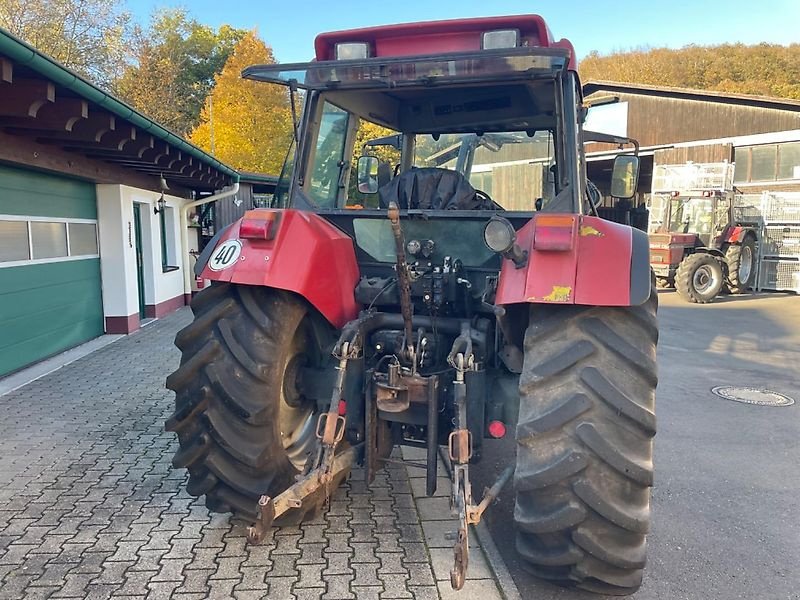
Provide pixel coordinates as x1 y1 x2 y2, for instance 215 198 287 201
0 129 202 193
72 112 116 142
24 111 116 144
0 79 55 117
165 151 183 169
138 141 169 163
0 98 88 132
58 124 136 152
132 135 156 158
93 158 186 174
1 58 11 83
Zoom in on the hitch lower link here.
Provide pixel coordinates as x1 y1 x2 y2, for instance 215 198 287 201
247 339 360 544
448 350 514 590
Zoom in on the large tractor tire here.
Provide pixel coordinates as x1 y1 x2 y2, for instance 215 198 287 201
513 283 658 596
725 236 757 294
675 253 724 303
165 283 331 523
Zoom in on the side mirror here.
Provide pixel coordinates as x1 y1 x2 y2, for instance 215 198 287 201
357 155 379 194
611 154 640 199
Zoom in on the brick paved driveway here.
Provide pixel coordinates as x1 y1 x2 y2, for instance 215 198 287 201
0 309 503 600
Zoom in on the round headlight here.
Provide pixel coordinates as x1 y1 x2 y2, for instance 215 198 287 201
483 217 516 253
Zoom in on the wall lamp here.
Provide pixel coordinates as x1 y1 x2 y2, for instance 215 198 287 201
154 192 166 214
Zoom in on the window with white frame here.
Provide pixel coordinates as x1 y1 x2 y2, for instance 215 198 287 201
0 216 98 266
159 206 179 272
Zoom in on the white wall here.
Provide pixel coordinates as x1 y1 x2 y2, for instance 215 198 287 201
125 187 185 307
96 184 139 321
96 184 188 325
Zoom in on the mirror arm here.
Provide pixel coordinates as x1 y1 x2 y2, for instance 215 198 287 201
582 130 640 155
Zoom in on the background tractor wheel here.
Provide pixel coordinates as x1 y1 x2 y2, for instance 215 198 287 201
725 237 757 293
165 283 333 523
513 283 658 596
675 253 724 303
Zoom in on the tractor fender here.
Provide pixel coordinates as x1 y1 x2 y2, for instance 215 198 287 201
691 247 725 259
495 214 651 307
197 209 360 328
722 226 757 244
193 224 232 277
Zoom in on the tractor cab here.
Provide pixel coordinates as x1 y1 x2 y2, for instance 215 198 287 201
650 189 733 244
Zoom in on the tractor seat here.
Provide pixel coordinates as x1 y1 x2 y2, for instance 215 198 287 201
378 167 493 210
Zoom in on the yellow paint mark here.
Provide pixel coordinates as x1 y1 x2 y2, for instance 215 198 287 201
543 286 572 303
579 225 604 237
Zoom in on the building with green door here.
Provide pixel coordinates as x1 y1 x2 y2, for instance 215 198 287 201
0 27 242 378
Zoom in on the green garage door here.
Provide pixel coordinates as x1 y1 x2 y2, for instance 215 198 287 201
0 164 104 377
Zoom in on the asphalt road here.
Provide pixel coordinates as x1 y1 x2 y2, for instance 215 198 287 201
472 290 800 600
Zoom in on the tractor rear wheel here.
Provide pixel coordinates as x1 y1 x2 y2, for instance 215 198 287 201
165 283 330 523
675 253 724 303
725 237 757 293
513 283 658 596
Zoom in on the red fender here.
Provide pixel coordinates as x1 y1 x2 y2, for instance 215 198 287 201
722 225 753 244
495 214 651 307
199 209 359 328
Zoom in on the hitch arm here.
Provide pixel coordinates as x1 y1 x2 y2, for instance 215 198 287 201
247 445 361 543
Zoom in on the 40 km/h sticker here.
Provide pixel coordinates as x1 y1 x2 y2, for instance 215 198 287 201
207 239 242 271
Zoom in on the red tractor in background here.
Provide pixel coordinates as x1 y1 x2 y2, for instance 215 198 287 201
166 15 658 595
647 162 759 303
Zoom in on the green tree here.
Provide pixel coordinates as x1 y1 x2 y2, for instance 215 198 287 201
115 9 247 136
0 0 130 88
190 31 293 174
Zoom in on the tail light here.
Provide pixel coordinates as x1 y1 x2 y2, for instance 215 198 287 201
533 214 577 251
240 210 279 240
488 420 507 438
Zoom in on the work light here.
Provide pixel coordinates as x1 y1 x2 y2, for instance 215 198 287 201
481 29 520 49
483 216 516 253
335 42 370 60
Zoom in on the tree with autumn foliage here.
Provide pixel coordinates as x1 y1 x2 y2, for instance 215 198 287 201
579 44 800 100
115 10 247 137
190 32 293 174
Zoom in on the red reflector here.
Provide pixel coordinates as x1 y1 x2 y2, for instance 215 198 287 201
337 400 347 416
488 420 506 439
533 214 576 251
239 211 278 240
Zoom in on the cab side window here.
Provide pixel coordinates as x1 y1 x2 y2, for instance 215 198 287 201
308 102 350 207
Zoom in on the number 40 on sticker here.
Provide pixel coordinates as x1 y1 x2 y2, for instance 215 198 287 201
207 239 242 271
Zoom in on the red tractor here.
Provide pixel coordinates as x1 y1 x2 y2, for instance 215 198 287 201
166 15 658 595
647 162 759 303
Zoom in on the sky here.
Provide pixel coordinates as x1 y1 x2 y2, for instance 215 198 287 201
125 0 800 63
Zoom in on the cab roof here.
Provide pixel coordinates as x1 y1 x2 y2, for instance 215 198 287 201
313 14 575 69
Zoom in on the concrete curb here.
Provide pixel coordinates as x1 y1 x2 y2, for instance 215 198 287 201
436 448 522 600
473 518 522 600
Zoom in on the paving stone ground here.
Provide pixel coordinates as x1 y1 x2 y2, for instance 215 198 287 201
0 308 503 600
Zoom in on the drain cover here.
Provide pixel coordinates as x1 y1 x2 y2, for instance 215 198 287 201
711 386 794 407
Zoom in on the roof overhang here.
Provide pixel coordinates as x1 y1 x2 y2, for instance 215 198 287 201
0 26 239 193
